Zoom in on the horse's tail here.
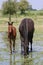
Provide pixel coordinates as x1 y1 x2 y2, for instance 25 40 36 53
25 19 28 40
24 19 29 54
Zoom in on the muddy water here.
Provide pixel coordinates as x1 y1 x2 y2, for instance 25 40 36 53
0 32 43 65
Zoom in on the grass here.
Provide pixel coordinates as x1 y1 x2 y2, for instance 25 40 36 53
0 11 43 41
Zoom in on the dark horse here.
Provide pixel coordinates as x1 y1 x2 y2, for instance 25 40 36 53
8 22 16 53
19 18 35 55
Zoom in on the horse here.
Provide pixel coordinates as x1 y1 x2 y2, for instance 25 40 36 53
19 18 35 55
8 22 16 53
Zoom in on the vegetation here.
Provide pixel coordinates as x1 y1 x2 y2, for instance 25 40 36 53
0 1 43 65
2 0 17 22
0 10 43 41
2 0 32 22
19 0 29 14
1 0 43 41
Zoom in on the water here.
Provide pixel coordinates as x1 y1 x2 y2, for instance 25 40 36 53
0 32 43 65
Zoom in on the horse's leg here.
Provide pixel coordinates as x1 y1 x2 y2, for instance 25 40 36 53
20 36 24 54
24 40 29 55
13 39 15 52
27 43 29 54
21 41 22 53
30 39 32 51
21 41 24 54
24 44 27 55
10 39 12 53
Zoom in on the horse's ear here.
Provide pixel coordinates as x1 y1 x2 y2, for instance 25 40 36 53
11 22 13 25
8 22 10 25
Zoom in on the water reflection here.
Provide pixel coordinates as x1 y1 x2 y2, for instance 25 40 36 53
10 54 13 65
9 54 15 65
21 52 33 65
1 32 43 65
9 48 43 65
9 53 33 65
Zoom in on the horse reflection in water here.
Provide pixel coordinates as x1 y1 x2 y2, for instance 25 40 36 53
8 22 16 53
9 54 15 65
21 53 33 65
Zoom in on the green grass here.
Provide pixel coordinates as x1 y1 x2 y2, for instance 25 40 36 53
0 10 43 41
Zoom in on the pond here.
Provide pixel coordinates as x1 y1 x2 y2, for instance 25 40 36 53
0 32 43 65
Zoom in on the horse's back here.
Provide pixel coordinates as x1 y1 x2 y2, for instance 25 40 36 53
19 18 34 34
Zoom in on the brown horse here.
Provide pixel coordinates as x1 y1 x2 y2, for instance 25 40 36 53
8 22 16 53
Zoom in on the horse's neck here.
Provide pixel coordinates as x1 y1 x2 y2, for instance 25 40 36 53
8 27 13 33
11 28 13 33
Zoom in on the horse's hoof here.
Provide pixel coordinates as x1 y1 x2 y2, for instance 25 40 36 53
10 51 12 54
23 51 27 55
13 50 15 52
31 48 32 52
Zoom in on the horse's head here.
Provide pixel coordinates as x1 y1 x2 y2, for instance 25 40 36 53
8 22 13 33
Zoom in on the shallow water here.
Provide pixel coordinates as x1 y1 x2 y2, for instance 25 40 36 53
0 32 43 65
